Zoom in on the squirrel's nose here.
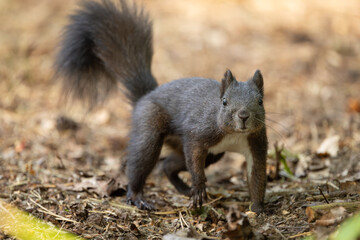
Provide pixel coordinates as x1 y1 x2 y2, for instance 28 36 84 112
238 111 249 123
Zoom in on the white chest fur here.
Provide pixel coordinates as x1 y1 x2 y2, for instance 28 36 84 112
209 133 250 154
208 133 254 178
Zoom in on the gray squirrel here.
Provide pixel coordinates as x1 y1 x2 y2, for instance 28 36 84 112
55 0 268 213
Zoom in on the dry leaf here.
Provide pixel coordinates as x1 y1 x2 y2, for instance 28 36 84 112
59 176 126 197
315 207 347 227
163 227 204 240
316 135 340 157
348 98 360 113
339 181 360 194
14 140 26 153
196 223 204 232
225 207 254 239
90 109 111 125
306 207 316 223
295 154 310 177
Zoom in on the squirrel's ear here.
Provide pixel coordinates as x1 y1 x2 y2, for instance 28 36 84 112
220 69 235 98
251 70 264 96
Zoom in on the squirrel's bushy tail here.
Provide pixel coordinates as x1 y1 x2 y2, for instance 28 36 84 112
55 0 157 105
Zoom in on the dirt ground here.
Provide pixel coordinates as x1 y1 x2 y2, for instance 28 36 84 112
1 0 360 239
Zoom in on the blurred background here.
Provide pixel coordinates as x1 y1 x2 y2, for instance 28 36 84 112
1 0 360 186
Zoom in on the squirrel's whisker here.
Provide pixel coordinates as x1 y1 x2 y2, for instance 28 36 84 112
265 111 288 115
255 117 285 140
265 117 290 133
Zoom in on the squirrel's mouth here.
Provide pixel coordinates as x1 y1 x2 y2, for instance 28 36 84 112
236 128 249 134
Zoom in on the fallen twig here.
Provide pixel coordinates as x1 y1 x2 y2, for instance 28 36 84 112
306 190 347 201
29 198 79 224
307 201 360 212
289 231 312 239
318 186 330 204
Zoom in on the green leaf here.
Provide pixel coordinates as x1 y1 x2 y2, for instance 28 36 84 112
330 212 360 240
0 200 85 240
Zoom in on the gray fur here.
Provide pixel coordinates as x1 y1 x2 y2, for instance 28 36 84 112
55 0 156 105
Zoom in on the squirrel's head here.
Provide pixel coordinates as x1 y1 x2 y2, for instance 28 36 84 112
217 69 265 134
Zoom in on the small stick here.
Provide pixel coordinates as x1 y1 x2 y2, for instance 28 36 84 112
179 211 189 228
270 224 286 239
154 208 186 215
203 196 223 206
307 201 360 212
318 186 329 204
29 198 79 224
289 231 312 239
327 181 340 190
306 190 347 201
179 212 184 229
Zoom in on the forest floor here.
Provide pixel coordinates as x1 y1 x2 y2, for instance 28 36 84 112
1 0 360 239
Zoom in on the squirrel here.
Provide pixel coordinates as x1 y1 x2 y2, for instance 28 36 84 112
55 0 268 213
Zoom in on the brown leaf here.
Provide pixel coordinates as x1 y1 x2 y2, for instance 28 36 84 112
14 140 26 153
59 176 126 197
315 207 347 227
163 227 203 240
105 175 127 196
348 98 360 113
306 207 316 223
339 181 360 194
25 162 35 176
225 208 255 239
129 222 141 236
316 135 340 157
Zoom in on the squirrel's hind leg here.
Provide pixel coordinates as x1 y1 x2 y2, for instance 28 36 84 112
126 101 169 210
163 153 191 196
163 152 225 197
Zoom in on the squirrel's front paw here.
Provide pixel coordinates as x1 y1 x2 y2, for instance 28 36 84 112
190 182 208 208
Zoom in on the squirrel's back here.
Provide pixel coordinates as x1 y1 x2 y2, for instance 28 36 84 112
136 77 221 135
55 0 157 105
150 78 220 106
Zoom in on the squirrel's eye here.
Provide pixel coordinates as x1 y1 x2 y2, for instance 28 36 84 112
258 98 263 105
222 98 228 106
